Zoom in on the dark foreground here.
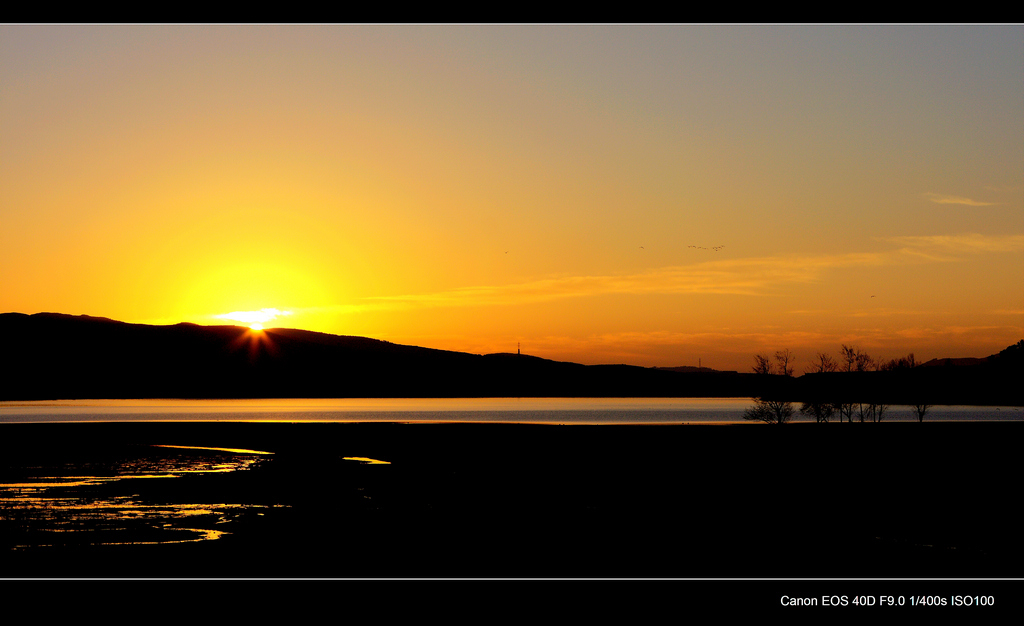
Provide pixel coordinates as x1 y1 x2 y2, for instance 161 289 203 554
1 421 1020 579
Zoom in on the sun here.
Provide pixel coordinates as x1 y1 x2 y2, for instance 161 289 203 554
213 308 291 330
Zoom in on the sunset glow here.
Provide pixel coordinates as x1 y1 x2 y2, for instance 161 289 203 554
2 25 1021 371
213 309 292 328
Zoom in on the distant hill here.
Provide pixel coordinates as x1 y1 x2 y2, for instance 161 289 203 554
795 340 1023 407
1 313 1019 404
0 312 771 400
919 357 988 368
919 340 1024 369
653 366 737 374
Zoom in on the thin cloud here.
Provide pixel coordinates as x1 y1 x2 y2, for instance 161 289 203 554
983 185 1023 193
848 308 937 318
923 192 996 206
893 325 1010 340
359 254 877 309
881 233 1024 255
299 234 1021 316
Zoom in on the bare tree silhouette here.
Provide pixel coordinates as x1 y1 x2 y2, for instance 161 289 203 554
800 400 835 423
775 349 795 377
747 350 795 423
752 353 773 376
912 404 931 422
801 351 836 422
752 350 795 376
806 351 837 374
744 398 795 424
879 353 916 371
836 345 876 422
840 344 874 372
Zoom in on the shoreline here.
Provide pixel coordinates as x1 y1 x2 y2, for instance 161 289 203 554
3 397 1021 425
2 421 1021 578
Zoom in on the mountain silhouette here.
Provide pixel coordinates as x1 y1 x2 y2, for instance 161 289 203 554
1 313 1020 404
0 313 765 400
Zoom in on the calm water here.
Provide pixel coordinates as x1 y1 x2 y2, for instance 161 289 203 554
2 397 1020 552
1 397 1021 423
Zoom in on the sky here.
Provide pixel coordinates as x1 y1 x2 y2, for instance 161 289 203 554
2 24 1022 372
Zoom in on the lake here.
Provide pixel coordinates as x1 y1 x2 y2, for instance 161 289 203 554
2 397 1021 423
2 399 1022 577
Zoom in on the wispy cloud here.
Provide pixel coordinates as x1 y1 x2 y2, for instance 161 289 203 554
786 307 937 317
892 325 1012 340
983 185 1024 193
297 234 1022 316
923 192 996 206
358 254 880 310
880 233 1024 257
847 308 937 318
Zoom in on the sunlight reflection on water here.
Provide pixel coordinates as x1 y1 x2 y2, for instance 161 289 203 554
0 446 275 550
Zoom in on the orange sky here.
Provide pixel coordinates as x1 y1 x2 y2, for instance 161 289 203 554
2 25 1022 372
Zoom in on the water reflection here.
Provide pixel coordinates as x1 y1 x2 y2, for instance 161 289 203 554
2 398 1020 423
0 445 279 550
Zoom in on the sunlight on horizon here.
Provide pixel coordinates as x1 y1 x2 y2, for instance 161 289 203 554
213 308 292 328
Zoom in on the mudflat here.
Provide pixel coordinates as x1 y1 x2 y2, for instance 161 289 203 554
1 421 1020 578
